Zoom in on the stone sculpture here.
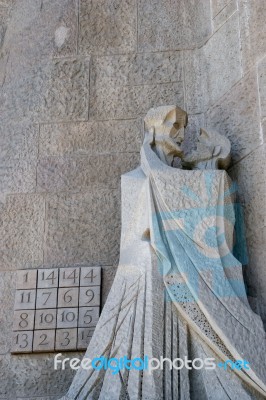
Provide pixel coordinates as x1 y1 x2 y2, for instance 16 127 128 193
62 106 266 400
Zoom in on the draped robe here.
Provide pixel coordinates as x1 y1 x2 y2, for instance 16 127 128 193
62 141 266 400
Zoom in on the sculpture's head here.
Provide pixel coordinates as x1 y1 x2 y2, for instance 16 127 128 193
182 128 231 170
144 105 188 165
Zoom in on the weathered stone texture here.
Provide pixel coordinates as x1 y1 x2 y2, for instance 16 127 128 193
37 153 139 192
212 0 238 32
90 52 184 120
185 13 242 113
2 0 78 61
229 145 266 320
0 352 82 398
206 70 262 163
0 58 90 124
239 0 266 72
0 159 37 195
79 0 137 55
258 57 266 121
39 120 142 157
0 122 38 161
0 195 45 270
212 0 231 17
44 190 121 266
138 0 211 52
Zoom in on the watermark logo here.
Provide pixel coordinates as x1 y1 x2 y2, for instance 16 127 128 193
54 354 250 375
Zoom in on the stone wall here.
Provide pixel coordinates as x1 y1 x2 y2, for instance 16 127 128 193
0 0 265 399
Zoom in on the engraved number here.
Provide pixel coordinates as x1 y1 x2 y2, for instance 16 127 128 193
63 269 78 284
83 309 93 325
20 292 31 303
84 269 97 283
60 331 70 347
61 311 75 322
63 289 73 304
42 291 51 305
16 333 28 349
40 312 54 324
41 270 56 284
39 334 49 346
85 289 94 304
19 312 29 329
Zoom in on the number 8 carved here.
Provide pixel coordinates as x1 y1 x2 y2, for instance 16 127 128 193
19 313 29 329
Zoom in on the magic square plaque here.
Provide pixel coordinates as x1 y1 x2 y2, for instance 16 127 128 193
11 266 101 353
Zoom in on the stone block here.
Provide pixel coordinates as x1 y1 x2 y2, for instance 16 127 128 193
0 121 38 161
33 329 55 352
229 145 266 320
90 82 184 120
183 48 207 114
91 52 183 88
59 267 80 287
39 119 142 157
258 57 266 120
37 153 139 192
239 0 266 72
55 328 77 351
212 0 231 17
37 268 59 288
36 288 58 309
206 70 262 163
185 13 242 113
58 287 79 308
0 271 16 354
43 190 121 266
0 159 37 195
2 0 78 63
212 0 238 32
77 327 94 350
0 352 82 398
12 331 33 353
13 310 35 331
57 308 78 328
80 266 101 287
78 307 100 328
16 269 37 290
204 13 242 107
138 0 211 52
79 286 100 307
0 58 90 124
14 290 36 310
35 309 57 330
79 0 137 55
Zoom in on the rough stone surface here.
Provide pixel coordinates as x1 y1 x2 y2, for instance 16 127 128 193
1 0 78 62
184 13 242 113
229 145 266 321
212 0 238 32
239 0 266 72
138 0 211 51
0 58 90 123
39 120 142 157
44 190 121 266
37 153 139 192
212 0 231 17
0 195 45 271
206 70 262 163
79 0 137 55
258 57 266 121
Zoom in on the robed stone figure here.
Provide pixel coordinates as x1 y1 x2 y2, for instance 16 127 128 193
62 106 266 400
